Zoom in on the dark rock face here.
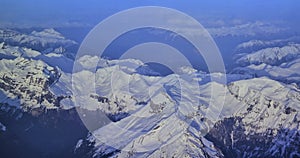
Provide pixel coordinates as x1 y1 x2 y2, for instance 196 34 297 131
205 117 300 158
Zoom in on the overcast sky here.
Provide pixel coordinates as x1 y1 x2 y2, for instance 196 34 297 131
0 0 299 28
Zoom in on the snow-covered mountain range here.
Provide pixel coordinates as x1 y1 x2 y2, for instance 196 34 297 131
235 37 300 54
0 28 78 59
233 39 300 86
235 43 300 66
73 63 300 157
0 28 299 158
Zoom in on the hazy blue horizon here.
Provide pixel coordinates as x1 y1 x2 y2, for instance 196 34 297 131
1 0 299 29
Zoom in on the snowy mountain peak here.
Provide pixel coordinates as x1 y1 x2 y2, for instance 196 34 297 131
31 28 65 39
